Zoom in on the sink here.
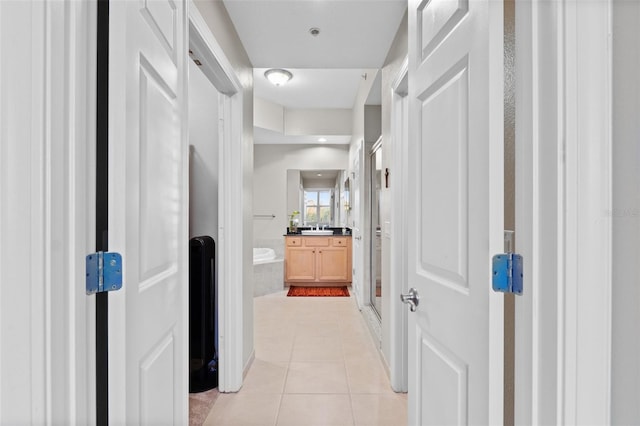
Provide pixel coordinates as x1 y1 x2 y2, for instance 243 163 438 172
301 230 334 236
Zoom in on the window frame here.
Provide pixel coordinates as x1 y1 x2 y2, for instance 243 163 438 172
303 188 333 226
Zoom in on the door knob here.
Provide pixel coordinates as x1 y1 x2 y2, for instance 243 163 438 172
400 288 420 312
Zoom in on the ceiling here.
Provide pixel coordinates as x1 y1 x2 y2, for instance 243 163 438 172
221 0 407 143
253 68 365 109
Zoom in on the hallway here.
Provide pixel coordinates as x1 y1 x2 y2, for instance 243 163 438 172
201 291 406 426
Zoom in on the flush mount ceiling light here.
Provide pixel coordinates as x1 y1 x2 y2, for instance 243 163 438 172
264 69 293 86
318 137 327 143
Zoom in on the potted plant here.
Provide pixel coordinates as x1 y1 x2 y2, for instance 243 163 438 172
288 210 300 233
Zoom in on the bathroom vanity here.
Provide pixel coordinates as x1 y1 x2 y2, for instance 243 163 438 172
284 235 352 285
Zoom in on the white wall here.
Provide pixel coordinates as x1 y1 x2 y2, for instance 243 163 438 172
364 105 382 143
286 169 301 220
612 0 640 422
254 97 352 137
189 60 219 241
253 144 349 245
284 108 352 136
254 97 283 133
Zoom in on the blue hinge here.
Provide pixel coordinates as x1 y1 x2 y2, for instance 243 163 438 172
492 230 523 295
492 253 523 295
86 252 123 295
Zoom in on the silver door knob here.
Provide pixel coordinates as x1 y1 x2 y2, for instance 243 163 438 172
400 288 419 312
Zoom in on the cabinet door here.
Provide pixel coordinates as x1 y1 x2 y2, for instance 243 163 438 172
285 247 316 281
317 247 349 282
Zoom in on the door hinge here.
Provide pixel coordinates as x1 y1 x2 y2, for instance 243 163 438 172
86 252 123 295
492 230 523 295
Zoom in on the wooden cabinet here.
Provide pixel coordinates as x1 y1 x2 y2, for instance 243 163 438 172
285 236 352 284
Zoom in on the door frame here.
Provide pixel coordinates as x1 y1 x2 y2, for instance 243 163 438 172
389 56 409 392
350 140 365 307
514 0 613 423
1 0 97 423
368 136 383 319
188 1 245 392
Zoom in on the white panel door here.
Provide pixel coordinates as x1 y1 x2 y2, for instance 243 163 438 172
407 0 504 424
108 0 188 424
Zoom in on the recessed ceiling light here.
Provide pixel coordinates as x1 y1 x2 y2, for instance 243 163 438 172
318 137 327 143
264 69 293 86
309 27 320 37
317 173 322 177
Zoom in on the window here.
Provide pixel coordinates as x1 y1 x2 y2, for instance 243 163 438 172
304 190 332 225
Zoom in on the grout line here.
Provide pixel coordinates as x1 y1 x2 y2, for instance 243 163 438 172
245 291 398 426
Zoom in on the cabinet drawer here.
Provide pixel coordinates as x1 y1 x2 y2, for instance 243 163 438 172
304 237 330 247
286 237 302 246
331 237 348 247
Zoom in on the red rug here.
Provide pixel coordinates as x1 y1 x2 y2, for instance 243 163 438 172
287 286 350 297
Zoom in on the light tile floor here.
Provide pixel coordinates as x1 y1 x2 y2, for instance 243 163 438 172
203 290 407 426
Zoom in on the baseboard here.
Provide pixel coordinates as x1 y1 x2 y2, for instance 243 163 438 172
242 350 255 382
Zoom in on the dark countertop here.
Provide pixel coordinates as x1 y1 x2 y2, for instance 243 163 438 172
284 227 352 237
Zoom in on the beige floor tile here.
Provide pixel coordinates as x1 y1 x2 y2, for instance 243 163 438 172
254 335 294 363
295 319 342 337
285 361 349 394
345 357 394 394
277 394 354 426
197 292 408 425
202 392 281 426
241 359 288 394
255 314 297 329
342 335 378 361
291 334 343 362
339 316 372 336
294 313 342 327
351 393 408 426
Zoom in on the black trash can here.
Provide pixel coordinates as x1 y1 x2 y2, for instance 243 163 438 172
189 236 218 392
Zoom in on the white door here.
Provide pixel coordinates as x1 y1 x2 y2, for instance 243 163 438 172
406 0 504 424
108 1 189 423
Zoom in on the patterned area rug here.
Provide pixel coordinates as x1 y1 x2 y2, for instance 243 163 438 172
287 286 350 297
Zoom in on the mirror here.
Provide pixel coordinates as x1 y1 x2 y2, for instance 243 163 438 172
287 169 349 228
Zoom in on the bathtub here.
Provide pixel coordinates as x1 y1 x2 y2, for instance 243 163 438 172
253 247 277 264
253 247 284 297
